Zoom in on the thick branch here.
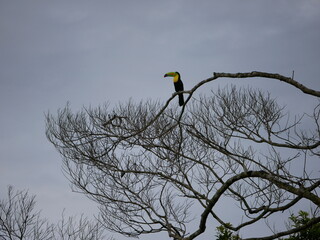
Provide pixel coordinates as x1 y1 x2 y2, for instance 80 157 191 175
187 171 320 240
244 216 320 240
213 71 320 97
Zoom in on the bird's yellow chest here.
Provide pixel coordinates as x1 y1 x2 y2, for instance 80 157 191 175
173 75 179 83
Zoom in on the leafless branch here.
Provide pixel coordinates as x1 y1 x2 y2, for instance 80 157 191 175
46 71 320 240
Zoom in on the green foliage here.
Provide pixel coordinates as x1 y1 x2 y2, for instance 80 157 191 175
281 211 320 240
215 223 240 240
215 211 320 240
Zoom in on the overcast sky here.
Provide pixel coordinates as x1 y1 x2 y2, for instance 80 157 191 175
0 1 319 239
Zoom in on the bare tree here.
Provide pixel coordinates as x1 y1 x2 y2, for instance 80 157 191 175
54 212 104 240
0 186 53 240
45 71 320 240
0 186 105 240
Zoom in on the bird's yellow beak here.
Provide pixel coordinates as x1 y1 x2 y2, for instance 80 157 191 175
164 72 176 78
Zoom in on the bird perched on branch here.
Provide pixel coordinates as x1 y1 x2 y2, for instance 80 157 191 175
164 72 184 106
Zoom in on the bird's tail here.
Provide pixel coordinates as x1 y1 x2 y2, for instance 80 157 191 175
178 93 184 106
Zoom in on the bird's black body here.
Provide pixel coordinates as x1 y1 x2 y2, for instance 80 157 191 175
164 71 185 106
174 76 184 106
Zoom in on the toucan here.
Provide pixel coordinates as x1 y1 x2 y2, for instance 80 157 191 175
164 72 184 106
